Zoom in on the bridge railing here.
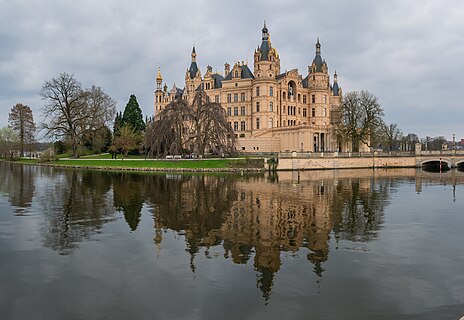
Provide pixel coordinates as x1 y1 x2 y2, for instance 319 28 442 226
419 150 464 156
278 151 416 159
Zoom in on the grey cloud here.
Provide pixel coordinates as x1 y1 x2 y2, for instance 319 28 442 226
0 0 463 139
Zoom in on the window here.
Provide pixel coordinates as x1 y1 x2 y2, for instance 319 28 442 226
206 83 210 90
298 107 301 115
235 71 239 78
303 95 307 103
303 108 307 117
312 95 315 103
234 93 238 102
270 86 273 97
241 106 246 115
256 102 260 112
323 108 327 117
241 92 246 101
269 101 273 112
312 108 316 117
234 107 238 116
228 122 232 129
215 95 219 103
234 121 238 131
298 94 301 102
227 107 232 116
241 121 246 131
256 87 260 97
323 95 327 104
269 118 273 128
256 118 260 129
227 94 231 103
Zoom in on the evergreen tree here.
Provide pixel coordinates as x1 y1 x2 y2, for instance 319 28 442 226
113 111 123 136
122 95 145 133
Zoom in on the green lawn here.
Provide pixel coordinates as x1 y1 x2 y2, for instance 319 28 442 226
18 158 246 169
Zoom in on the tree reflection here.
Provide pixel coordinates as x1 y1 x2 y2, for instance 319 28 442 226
113 173 144 231
0 163 35 215
40 169 115 254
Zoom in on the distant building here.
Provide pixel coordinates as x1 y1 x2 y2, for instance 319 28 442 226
155 22 347 153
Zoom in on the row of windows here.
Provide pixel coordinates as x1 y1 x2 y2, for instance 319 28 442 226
227 92 247 103
226 104 327 117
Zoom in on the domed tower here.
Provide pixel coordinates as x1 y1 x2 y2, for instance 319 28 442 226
154 67 163 115
185 45 202 96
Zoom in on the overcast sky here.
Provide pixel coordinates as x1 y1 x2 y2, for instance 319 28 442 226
1 0 463 140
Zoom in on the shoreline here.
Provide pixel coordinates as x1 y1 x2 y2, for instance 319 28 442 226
7 160 265 173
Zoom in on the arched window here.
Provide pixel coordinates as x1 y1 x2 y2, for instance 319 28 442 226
283 92 286 100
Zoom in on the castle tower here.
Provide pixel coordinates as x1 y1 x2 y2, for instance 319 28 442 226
185 45 202 96
253 21 280 78
154 67 164 115
252 21 280 131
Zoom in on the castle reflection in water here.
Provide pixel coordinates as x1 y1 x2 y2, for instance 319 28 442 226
1 163 463 300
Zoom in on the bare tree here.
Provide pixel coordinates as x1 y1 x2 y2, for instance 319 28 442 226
333 90 384 152
40 73 116 158
8 103 36 157
144 92 236 158
380 123 403 152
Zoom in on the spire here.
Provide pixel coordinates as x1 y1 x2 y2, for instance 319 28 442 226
191 45 197 62
188 45 199 79
333 70 339 96
262 21 269 41
156 67 163 81
316 37 321 55
312 37 323 72
259 21 270 61
156 67 162 90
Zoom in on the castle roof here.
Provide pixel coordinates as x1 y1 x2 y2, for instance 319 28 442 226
224 65 254 80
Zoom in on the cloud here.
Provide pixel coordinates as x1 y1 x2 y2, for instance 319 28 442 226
0 0 463 139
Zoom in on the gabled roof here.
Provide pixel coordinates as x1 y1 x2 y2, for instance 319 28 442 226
224 65 254 80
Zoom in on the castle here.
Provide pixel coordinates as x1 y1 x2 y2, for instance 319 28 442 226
154 22 345 153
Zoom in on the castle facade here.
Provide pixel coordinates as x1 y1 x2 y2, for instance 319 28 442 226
154 23 344 153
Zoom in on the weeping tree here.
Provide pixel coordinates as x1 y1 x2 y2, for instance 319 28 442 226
190 91 237 156
145 99 191 157
145 92 236 158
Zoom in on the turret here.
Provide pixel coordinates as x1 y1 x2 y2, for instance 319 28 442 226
253 21 280 77
156 67 163 91
332 71 339 96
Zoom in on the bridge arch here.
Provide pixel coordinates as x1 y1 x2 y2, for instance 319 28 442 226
421 158 452 169
456 159 464 169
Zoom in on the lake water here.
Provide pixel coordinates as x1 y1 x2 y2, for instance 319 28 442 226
0 162 463 320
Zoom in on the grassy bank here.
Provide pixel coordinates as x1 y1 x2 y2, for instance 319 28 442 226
17 158 264 171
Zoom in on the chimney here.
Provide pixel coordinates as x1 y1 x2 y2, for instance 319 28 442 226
224 63 230 76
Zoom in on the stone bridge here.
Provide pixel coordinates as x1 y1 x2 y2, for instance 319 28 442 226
416 150 464 168
271 149 464 171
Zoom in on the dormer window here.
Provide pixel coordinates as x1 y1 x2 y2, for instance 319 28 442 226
235 71 239 78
